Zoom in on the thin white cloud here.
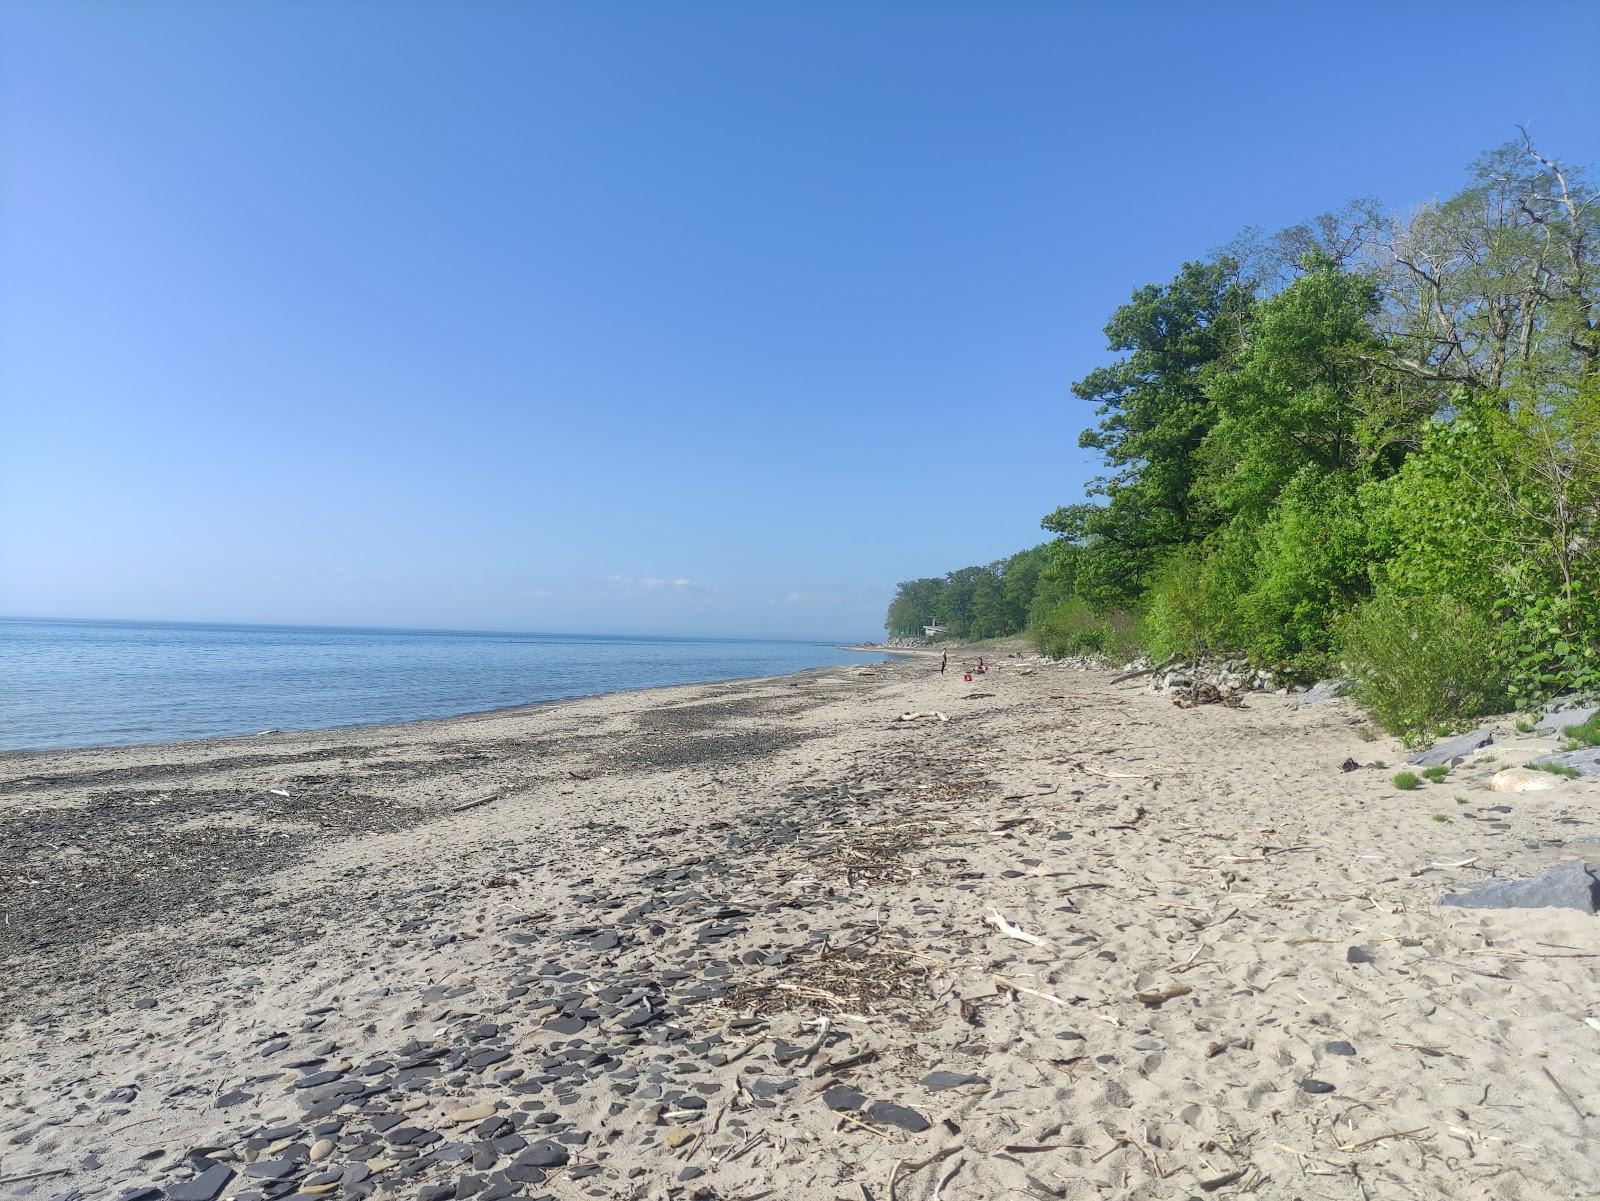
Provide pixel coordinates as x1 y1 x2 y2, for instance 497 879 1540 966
606 573 706 593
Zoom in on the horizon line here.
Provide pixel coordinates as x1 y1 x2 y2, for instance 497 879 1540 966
0 613 872 645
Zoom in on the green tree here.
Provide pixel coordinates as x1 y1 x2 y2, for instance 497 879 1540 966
1065 258 1255 606
885 577 944 638
1201 258 1394 522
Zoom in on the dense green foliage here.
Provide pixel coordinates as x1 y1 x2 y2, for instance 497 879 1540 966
884 545 1057 641
886 138 1599 742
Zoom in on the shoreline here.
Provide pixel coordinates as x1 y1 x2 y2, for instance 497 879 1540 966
0 646 899 760
4 652 1596 1200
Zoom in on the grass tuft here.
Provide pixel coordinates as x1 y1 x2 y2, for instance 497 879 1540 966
1392 770 1422 790
1562 711 1600 747
1535 761 1581 779
1420 765 1449 783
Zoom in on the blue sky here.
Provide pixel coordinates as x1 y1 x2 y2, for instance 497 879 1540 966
3 1 1597 640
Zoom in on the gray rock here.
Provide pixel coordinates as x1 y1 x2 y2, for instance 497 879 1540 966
167 1165 234 1201
820 1084 865 1112
1535 703 1598 733
921 1070 988 1090
1299 1078 1336 1094
243 1160 298 1181
1287 679 1349 708
1324 1041 1356 1057
1408 727 1494 767
747 1077 797 1099
1440 861 1600 913
1531 748 1600 778
517 1140 568 1168
1345 946 1375 965
865 1100 931 1132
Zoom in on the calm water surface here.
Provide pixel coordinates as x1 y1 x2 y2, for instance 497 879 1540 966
0 618 877 751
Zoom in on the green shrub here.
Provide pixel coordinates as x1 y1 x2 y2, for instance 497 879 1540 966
1420 765 1448 783
1029 598 1140 660
1392 770 1422 790
1235 469 1373 674
1340 589 1507 746
1140 546 1243 661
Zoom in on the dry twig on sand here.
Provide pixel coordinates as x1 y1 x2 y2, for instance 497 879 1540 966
1133 984 1192 1006
986 908 1051 947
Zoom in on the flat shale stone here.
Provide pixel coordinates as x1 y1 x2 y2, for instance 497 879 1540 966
1440 861 1600 913
821 1084 866 1112
1407 728 1493 767
865 1100 930 1132
921 1070 987 1090
166 1164 234 1201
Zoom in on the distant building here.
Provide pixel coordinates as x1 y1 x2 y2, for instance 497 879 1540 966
923 619 947 638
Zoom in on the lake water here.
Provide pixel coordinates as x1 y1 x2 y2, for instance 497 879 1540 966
0 618 878 751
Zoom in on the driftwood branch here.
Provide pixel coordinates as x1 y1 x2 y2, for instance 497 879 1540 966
1110 653 1182 685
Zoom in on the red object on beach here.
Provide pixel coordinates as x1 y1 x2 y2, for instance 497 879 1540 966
963 672 973 682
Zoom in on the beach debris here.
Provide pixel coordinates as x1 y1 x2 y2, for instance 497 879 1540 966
1197 1166 1249 1191
451 793 500 813
1133 984 1191 1006
1173 681 1245 708
896 711 949 723
993 974 1069 1006
1407 727 1494 766
986 908 1050 947
1001 782 1059 800
1299 1078 1336 1093
1440 861 1600 913
1110 653 1183 685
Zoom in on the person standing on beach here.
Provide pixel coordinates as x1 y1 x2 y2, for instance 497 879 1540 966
940 651 947 674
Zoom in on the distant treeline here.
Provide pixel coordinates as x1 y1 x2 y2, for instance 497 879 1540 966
884 545 1059 642
888 138 1600 743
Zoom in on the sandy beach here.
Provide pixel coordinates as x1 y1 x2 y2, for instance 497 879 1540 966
3 649 1599 1200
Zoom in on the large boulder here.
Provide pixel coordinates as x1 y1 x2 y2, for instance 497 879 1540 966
1534 702 1598 734
1408 727 1494 767
1440 861 1600 914
1530 748 1600 778
1489 768 1562 793
1287 679 1349 708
